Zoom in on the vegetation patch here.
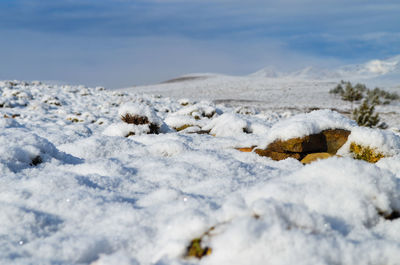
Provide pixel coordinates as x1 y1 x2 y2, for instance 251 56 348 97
330 81 398 128
175 124 193 132
120 113 160 134
121 113 150 125
353 99 387 129
378 210 400 221
349 142 385 163
186 237 212 259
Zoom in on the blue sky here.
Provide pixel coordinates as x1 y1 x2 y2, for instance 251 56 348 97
0 0 399 88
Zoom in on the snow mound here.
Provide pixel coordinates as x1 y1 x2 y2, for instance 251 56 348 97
118 102 164 127
2 80 400 265
203 113 250 137
104 102 171 136
203 158 400 264
260 109 356 147
0 128 80 173
338 126 400 156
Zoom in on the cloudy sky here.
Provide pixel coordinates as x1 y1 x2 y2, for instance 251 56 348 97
0 0 399 88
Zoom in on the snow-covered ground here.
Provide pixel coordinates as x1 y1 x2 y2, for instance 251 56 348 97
125 55 400 127
1 60 400 265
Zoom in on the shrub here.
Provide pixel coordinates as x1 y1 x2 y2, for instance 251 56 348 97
329 84 344 95
367 87 399 105
352 98 387 129
121 113 149 125
120 114 160 134
341 82 363 102
331 81 399 106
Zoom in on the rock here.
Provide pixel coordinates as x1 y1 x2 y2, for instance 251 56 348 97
254 149 301 161
235 146 256 152
267 133 327 153
322 129 351 154
301 153 334 164
254 128 351 162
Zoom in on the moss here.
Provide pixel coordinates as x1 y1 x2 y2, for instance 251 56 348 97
349 142 385 163
186 238 212 259
185 226 216 259
67 117 82 123
175 124 193 132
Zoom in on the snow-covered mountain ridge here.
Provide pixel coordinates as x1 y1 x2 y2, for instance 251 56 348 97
250 55 400 80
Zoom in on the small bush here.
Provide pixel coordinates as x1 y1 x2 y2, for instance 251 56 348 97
331 81 399 107
367 87 399 105
329 84 344 95
121 114 149 125
349 142 384 163
120 114 160 134
352 98 387 129
341 82 363 102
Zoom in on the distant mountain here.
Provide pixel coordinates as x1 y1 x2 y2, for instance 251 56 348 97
251 55 400 82
288 66 343 80
337 55 400 78
249 66 282 78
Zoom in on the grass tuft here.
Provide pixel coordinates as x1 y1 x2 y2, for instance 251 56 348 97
121 114 149 125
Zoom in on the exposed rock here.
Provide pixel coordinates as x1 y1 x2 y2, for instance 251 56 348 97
380 210 400 221
235 146 255 152
254 149 301 161
322 129 351 154
253 129 351 162
30 155 43 166
301 153 334 164
267 133 327 153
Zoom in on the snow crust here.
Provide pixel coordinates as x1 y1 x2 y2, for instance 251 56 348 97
1 80 400 265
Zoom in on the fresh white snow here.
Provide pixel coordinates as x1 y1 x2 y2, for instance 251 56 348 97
1 76 400 265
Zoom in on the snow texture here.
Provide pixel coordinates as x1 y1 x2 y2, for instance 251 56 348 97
1 79 400 265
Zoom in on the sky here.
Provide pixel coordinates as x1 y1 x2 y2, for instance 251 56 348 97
0 0 399 88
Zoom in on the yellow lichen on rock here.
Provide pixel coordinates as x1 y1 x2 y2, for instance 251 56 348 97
349 142 385 163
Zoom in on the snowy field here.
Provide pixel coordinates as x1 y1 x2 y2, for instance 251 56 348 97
126 55 400 127
2 60 400 265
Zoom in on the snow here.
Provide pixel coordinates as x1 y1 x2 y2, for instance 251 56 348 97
338 126 400 156
203 113 250 137
1 78 400 265
259 109 357 148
